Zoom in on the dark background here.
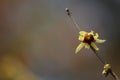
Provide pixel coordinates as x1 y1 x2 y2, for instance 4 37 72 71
0 0 120 80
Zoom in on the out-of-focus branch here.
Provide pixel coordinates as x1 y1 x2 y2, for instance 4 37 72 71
0 55 40 80
65 8 120 80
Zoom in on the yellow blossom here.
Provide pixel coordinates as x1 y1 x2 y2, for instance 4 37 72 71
75 30 106 53
102 64 111 77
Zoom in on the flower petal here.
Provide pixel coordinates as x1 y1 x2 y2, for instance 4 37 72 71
102 70 108 77
104 64 111 70
94 33 99 39
79 35 84 41
78 31 87 41
89 30 94 35
75 43 85 54
85 44 90 49
91 42 99 51
79 31 87 36
96 39 106 43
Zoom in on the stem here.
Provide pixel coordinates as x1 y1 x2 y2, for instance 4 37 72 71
65 8 80 31
65 8 119 80
90 45 105 65
90 45 120 80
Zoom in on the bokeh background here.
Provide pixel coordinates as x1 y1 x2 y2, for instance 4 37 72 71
0 0 120 80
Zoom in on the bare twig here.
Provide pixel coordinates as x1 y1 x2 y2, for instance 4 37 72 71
65 8 120 80
65 8 80 31
90 45 105 65
90 45 119 80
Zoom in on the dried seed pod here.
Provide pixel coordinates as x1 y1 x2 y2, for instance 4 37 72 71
65 8 71 16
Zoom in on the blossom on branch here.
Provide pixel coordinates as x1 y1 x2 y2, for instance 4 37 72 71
75 30 106 53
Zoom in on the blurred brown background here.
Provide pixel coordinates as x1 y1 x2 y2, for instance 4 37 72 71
0 0 120 80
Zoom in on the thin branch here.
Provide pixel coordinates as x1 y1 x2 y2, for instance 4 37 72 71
90 45 105 65
90 45 119 80
65 8 120 80
111 71 120 80
65 8 80 31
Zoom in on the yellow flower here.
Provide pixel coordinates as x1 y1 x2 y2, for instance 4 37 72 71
102 64 111 77
75 30 106 53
